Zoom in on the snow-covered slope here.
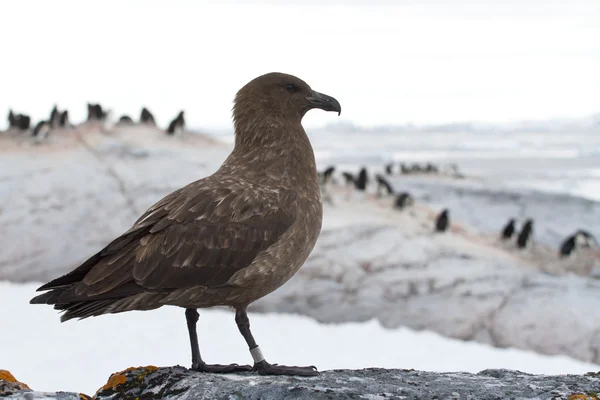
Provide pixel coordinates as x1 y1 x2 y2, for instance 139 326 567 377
1 124 599 365
1 282 597 395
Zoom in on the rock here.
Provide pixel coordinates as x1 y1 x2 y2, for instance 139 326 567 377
0 125 229 283
87 366 600 400
0 369 88 399
253 223 600 365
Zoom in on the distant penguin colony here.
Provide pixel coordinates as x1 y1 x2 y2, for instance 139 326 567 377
383 161 444 176
501 218 516 240
375 174 394 196
166 111 185 135
516 219 534 249
3 102 193 141
435 209 450 232
140 107 156 125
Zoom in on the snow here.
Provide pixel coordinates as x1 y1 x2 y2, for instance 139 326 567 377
1 281 597 395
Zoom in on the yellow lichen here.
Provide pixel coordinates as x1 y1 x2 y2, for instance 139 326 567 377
96 365 159 394
79 393 92 400
101 373 127 391
0 370 17 383
569 394 598 400
0 370 30 390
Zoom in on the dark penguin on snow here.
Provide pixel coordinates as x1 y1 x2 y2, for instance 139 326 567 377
87 103 106 121
166 111 185 135
49 105 60 128
435 209 450 232
319 166 335 185
394 192 414 210
375 174 393 196
140 107 156 125
33 120 51 142
118 115 134 125
516 219 534 249
18 115 31 130
559 230 597 257
501 218 516 240
355 167 368 191
59 111 70 128
342 172 355 186
8 110 16 128
30 72 341 377
385 163 394 175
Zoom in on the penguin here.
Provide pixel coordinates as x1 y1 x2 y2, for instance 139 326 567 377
8 111 31 130
59 110 70 128
32 120 51 142
140 107 156 125
435 209 450 232
87 103 96 121
342 172 355 186
516 219 534 249
394 192 414 210
17 115 31 130
560 230 597 257
375 174 394 196
400 163 410 174
560 234 578 257
500 218 516 240
385 163 394 175
118 115 134 125
319 166 335 186
355 167 368 191
8 110 16 128
87 103 105 121
49 105 60 128
410 163 422 173
166 111 185 135
94 104 106 120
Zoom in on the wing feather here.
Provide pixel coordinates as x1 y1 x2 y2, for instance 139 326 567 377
37 177 298 304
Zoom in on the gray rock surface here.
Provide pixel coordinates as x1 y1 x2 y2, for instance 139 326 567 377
253 222 600 365
0 375 86 399
86 366 600 400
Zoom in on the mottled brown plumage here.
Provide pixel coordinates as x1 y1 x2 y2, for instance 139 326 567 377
31 72 341 376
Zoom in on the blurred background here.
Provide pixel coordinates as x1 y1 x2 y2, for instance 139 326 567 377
1 0 600 395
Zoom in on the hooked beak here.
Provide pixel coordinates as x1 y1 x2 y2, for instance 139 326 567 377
306 90 342 116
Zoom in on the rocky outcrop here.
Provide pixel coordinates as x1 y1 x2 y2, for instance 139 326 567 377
253 222 600 365
0 369 88 399
6 366 600 400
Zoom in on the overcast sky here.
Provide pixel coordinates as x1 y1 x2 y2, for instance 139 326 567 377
2 0 599 130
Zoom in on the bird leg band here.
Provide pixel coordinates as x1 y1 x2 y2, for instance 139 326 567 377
250 346 265 363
